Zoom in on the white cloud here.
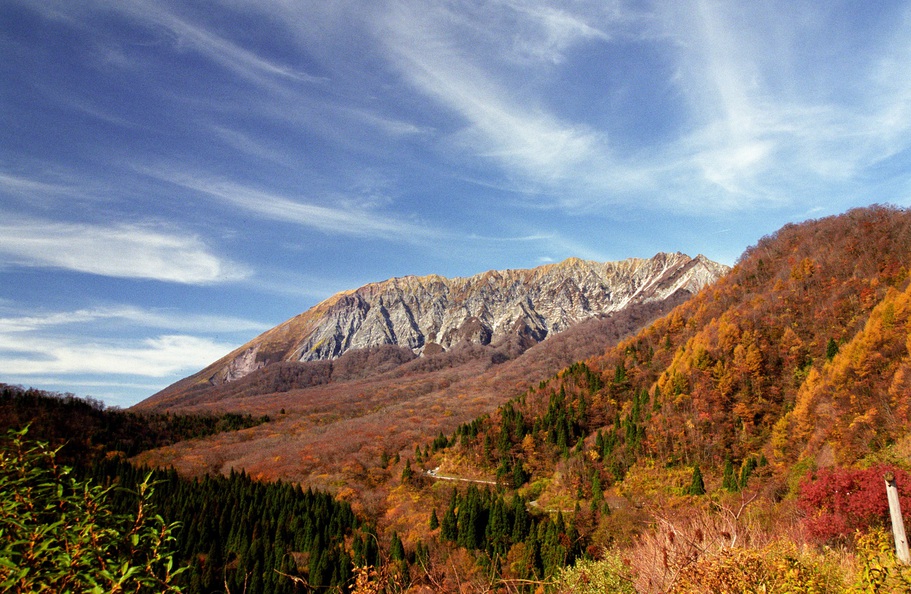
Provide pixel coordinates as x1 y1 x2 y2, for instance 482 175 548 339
0 301 263 404
0 333 233 377
649 0 911 207
505 1 610 64
149 170 436 240
107 0 325 89
0 172 75 196
208 125 294 166
380 3 609 186
0 217 248 284
0 305 270 335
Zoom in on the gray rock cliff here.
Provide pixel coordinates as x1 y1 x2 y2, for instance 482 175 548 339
198 253 728 387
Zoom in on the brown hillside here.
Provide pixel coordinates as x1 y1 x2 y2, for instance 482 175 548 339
130 294 691 495
139 253 725 410
464 204 911 487
611 204 911 469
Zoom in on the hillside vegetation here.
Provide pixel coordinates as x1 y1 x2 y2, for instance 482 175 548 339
416 204 911 590
128 296 689 498
7 205 911 592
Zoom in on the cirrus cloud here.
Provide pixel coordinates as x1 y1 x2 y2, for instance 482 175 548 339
0 217 248 284
0 333 235 377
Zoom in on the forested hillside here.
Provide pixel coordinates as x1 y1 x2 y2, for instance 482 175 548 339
413 205 911 591
449 205 911 478
0 384 269 462
6 205 911 593
0 390 365 594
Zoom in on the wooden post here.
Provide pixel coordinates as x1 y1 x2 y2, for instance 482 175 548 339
884 471 911 565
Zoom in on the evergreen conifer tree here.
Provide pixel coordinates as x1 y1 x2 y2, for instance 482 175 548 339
688 465 706 496
390 531 405 561
401 458 414 483
722 458 738 491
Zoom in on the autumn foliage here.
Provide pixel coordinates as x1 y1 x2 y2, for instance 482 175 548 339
9 205 911 592
581 204 911 469
798 464 911 545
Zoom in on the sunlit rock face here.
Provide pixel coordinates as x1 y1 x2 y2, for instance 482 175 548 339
201 253 728 386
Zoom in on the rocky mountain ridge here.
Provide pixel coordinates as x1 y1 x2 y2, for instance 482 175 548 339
167 252 727 394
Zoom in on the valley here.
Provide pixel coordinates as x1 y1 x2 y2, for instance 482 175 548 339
5 205 911 593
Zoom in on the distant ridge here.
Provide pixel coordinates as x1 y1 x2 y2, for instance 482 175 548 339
140 253 727 408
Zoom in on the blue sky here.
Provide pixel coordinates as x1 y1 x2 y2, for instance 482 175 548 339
2 1 910 407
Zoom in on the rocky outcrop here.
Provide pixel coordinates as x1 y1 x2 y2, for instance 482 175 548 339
284 253 726 363
160 253 728 393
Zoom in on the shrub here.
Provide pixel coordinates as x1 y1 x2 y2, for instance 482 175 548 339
0 428 184 593
851 527 911 592
797 464 911 545
670 543 845 593
552 552 636 594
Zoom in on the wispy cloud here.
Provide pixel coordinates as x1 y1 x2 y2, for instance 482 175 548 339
148 170 436 241
0 305 270 335
208 125 294 167
0 301 262 401
0 172 75 196
109 0 325 89
650 1 911 207
0 333 233 377
370 0 911 214
0 171 111 206
379 3 611 186
0 217 248 284
505 1 611 64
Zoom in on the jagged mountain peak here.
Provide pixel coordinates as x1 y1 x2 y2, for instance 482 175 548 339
150 253 728 400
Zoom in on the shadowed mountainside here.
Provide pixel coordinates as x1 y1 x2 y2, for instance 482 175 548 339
130 289 700 496
138 252 727 410
440 204 911 502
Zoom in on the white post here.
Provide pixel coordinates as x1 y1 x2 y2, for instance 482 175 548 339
884 472 911 565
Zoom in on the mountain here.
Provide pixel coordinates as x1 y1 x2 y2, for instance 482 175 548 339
445 204 911 493
64 205 911 592
140 252 727 410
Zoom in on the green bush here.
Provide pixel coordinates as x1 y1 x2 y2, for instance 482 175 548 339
0 428 184 593
552 552 636 594
670 542 845 593
851 528 911 593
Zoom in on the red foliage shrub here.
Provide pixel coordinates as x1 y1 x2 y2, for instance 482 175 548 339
798 464 911 544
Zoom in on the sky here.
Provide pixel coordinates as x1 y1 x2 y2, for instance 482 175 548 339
2 0 911 408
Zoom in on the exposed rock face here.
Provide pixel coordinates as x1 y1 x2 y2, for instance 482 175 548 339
288 253 726 364
178 253 728 389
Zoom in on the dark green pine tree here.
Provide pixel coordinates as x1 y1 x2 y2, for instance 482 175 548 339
401 459 414 483
309 549 330 589
441 497 459 542
485 498 510 556
591 472 604 507
457 489 480 549
722 458 738 492
203 540 223 591
511 494 530 543
688 465 706 496
740 457 758 489
429 508 440 530
390 531 406 561
511 461 529 489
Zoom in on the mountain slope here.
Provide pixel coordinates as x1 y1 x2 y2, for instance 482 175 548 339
443 204 911 493
129 253 726 495
140 252 726 410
